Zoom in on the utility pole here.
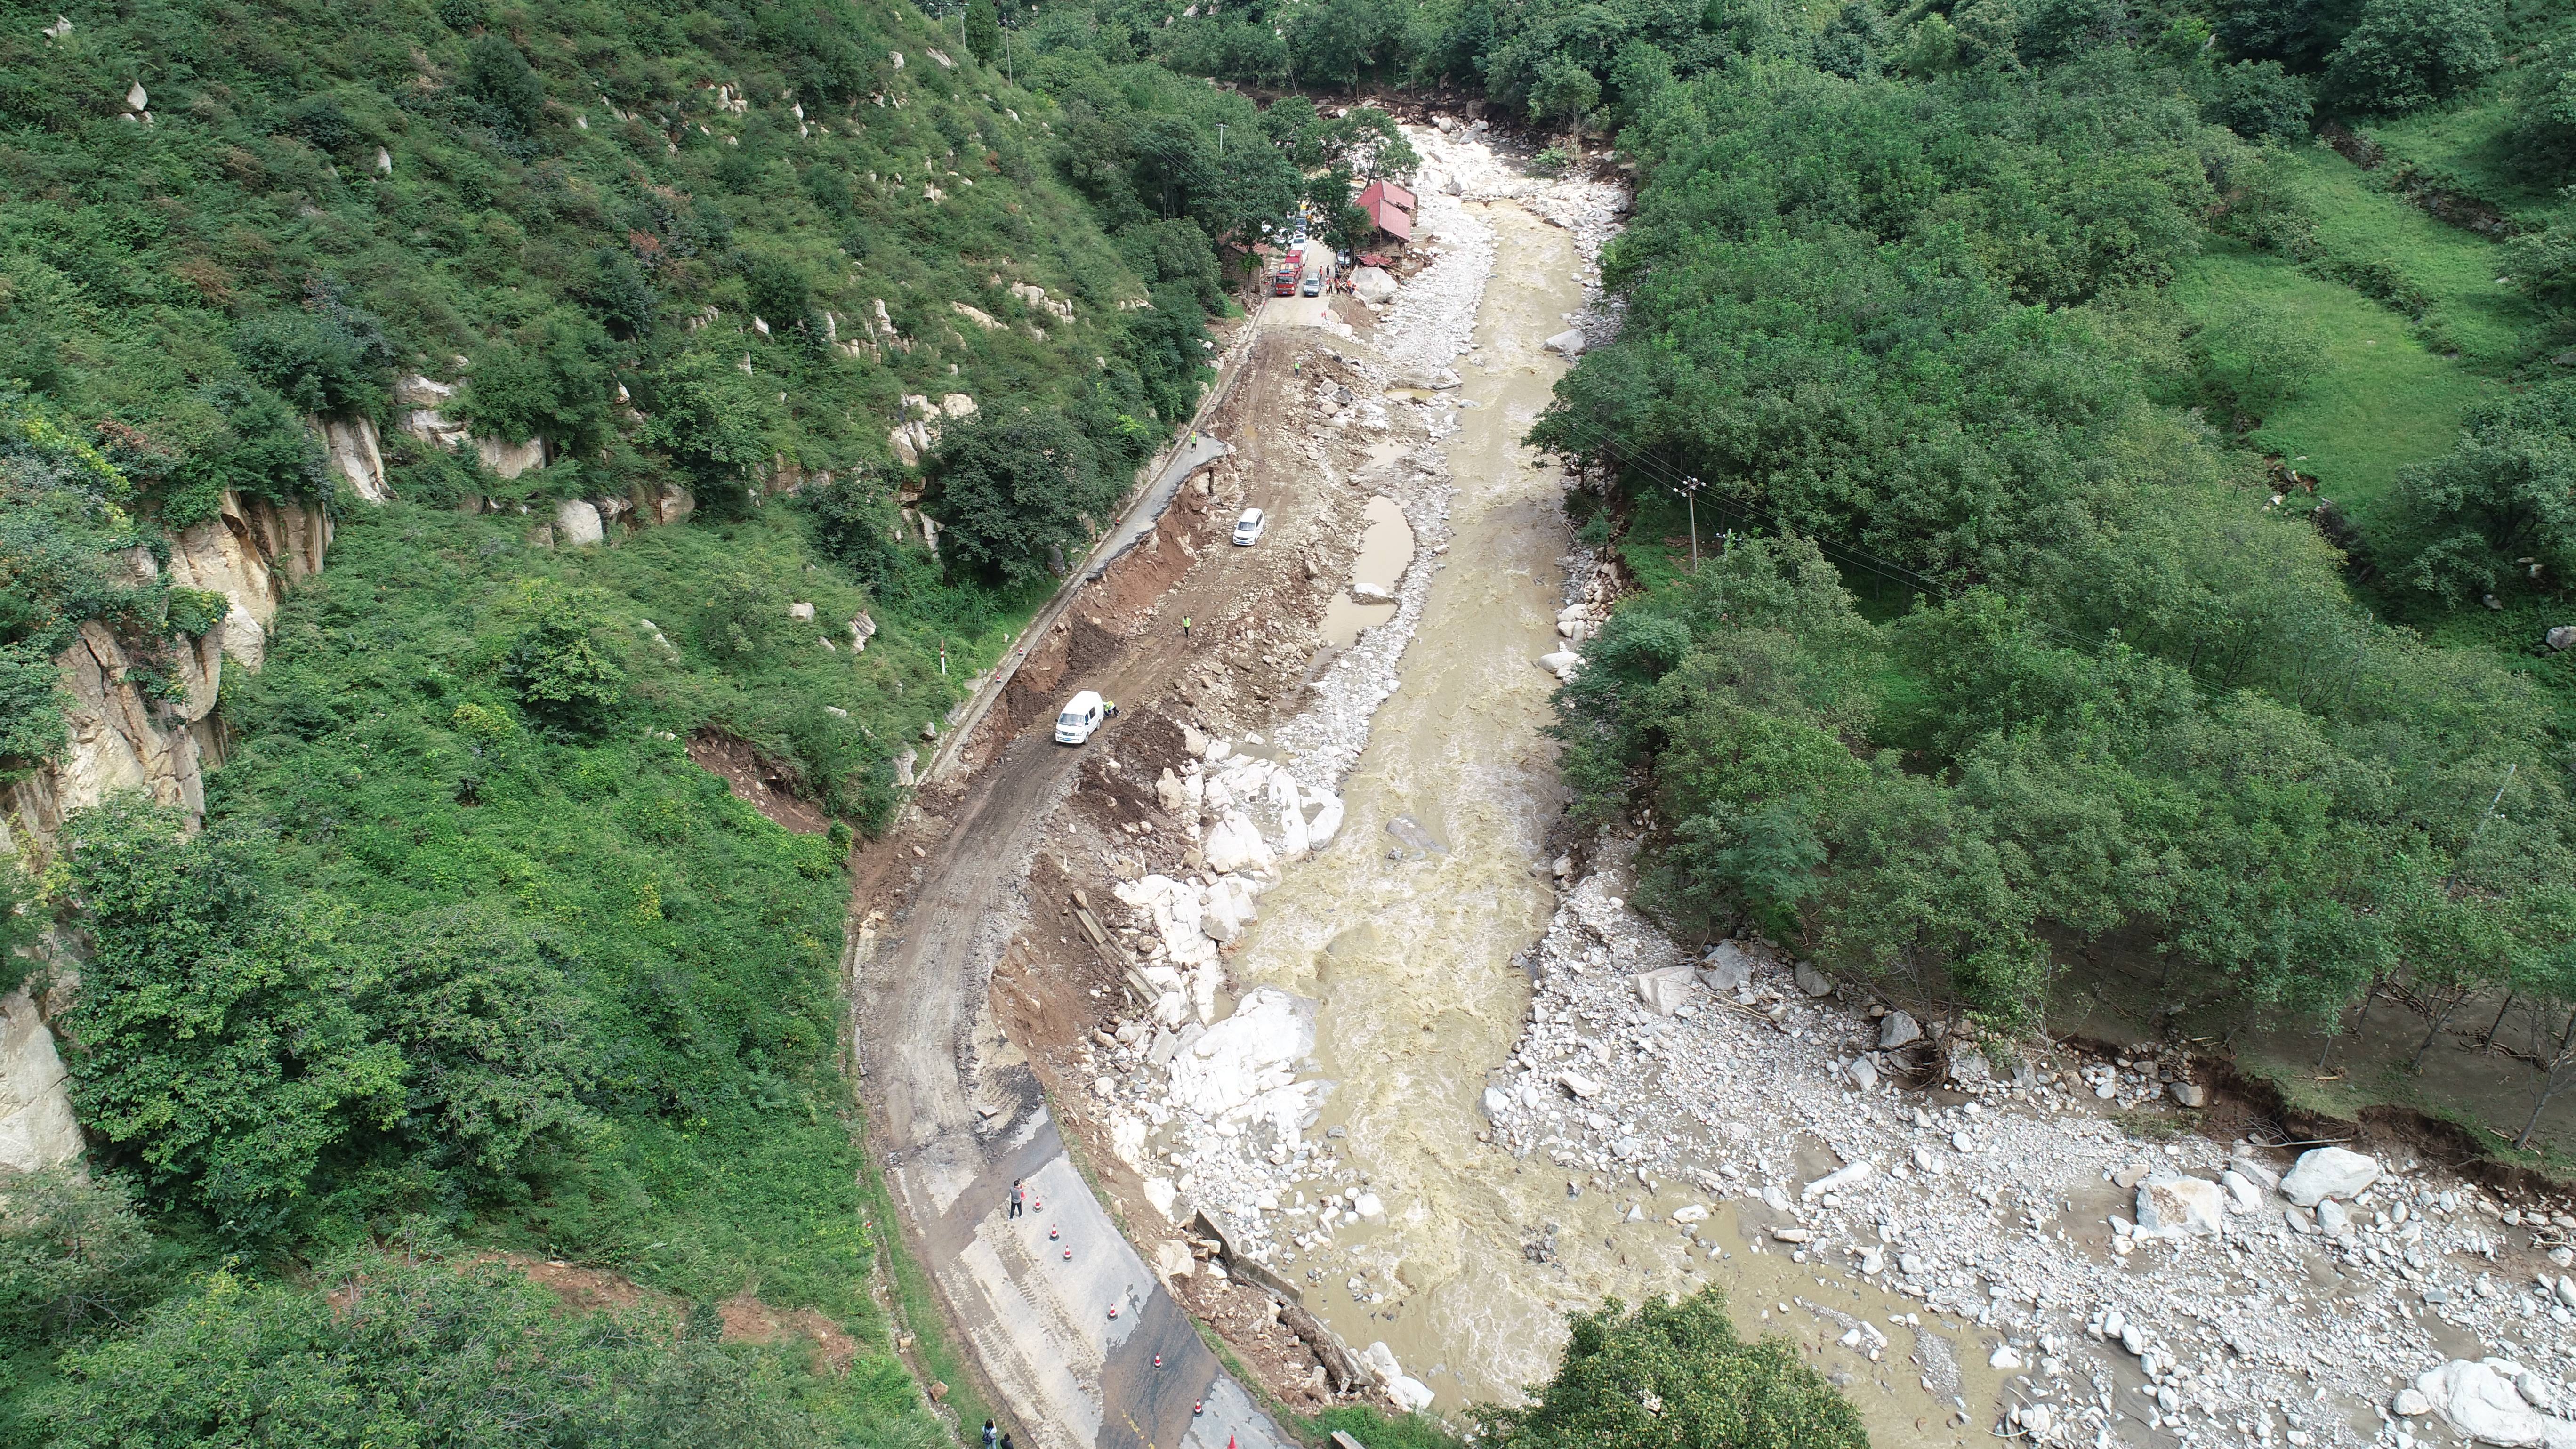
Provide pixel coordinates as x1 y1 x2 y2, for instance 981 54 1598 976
1674 475 1704 572
1216 122 1225 159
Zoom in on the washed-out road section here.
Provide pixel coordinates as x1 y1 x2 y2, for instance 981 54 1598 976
853 328 1333 1449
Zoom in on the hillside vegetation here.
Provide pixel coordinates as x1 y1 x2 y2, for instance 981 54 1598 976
0 0 1432 1439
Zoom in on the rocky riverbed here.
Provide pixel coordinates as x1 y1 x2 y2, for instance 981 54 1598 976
1019 123 2576 1449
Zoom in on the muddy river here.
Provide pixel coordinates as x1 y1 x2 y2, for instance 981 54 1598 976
1228 201 1993 1442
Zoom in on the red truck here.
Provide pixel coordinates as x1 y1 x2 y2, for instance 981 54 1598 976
1272 242 1305 297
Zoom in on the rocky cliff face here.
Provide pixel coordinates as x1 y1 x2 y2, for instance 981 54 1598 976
0 490 329 866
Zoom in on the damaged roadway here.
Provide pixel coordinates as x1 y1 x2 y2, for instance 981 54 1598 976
848 320 1386 1449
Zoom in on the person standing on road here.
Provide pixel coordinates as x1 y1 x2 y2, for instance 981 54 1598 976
1009 1180 1024 1218
1182 616 1192 640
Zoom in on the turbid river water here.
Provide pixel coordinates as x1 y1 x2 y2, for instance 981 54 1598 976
1229 201 1993 1443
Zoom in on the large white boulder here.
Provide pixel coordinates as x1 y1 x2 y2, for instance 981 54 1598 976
1803 1160 1874 1200
555 498 605 547
1201 875 1259 943
1203 811 1270 874
2135 1176 2225 1238
1350 267 1398 305
1305 792 1344 847
2219 1169 2263 1214
2280 1146 2380 1207
1546 329 1586 358
2413 1359 2576 1448
1166 988 1315 1119
1362 1341 1435 1410
1633 965 1697 1016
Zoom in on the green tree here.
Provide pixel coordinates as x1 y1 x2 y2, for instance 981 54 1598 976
374 905 602 1179
55 800 406 1234
2388 378 2576 599
2322 0 2499 113
0 1168 160 1349
503 587 627 735
925 408 1115 586
2189 298 2326 419
460 34 547 136
462 314 612 456
639 350 771 501
2507 55 2576 184
1528 56 1603 127
966 0 1002 64
1472 1291 1865 1449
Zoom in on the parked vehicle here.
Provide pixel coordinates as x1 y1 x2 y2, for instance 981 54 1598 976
1301 274 1322 297
1232 507 1265 546
1055 690 1107 744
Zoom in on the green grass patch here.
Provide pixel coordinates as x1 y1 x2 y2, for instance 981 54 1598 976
2171 242 2493 522
2285 145 2539 369
1306 1406 1470 1449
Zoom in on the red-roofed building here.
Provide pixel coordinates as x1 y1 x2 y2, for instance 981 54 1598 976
1355 179 1417 215
1358 193 1412 242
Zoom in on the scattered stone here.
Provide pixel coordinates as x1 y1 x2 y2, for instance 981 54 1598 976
1545 328 1586 358
1793 962 1835 998
2170 1080 2206 1108
1557 1070 1602 1100
1803 1160 1874 1200
1877 1010 1921 1049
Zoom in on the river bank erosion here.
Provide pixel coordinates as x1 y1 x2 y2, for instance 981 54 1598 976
853 127 2576 1449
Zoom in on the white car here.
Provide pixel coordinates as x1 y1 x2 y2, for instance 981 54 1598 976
1055 689 1106 744
1232 507 1265 546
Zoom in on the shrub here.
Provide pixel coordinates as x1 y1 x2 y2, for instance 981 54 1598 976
0 1168 159 1348
2388 378 2576 598
2509 57 2576 186
462 314 613 455
2189 298 2326 419
232 292 395 419
2201 59 2316 143
460 34 547 137
1470 1291 1866 1449
33 1254 825 1449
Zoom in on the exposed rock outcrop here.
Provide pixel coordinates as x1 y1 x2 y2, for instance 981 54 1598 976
315 414 393 503
393 374 549 480
0 985 79 1173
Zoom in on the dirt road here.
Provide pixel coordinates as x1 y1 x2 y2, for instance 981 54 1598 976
853 325 1361 1449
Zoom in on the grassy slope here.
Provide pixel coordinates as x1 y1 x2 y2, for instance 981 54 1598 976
2289 146 2539 369
2171 241 2487 521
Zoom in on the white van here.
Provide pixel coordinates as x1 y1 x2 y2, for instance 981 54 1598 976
1232 507 1265 546
1055 690 1106 744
